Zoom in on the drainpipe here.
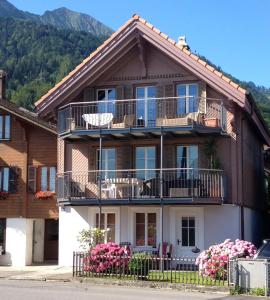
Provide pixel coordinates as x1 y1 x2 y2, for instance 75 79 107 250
160 130 164 261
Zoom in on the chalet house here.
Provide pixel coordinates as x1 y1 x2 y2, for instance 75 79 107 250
0 71 58 266
35 15 270 266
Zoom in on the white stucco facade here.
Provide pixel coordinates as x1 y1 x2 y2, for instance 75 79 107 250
0 218 47 267
58 204 259 267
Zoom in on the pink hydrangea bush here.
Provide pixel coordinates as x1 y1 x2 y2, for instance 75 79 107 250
84 243 130 273
195 239 257 279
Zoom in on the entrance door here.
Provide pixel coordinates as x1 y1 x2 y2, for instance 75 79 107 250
44 219 59 262
175 212 203 258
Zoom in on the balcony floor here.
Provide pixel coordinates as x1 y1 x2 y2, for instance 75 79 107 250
59 124 227 141
58 197 223 206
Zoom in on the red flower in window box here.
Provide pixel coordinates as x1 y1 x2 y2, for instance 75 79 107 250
35 191 55 200
0 191 9 200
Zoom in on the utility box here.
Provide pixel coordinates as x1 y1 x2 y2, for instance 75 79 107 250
229 259 270 296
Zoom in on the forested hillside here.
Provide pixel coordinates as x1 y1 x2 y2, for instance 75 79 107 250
0 17 105 109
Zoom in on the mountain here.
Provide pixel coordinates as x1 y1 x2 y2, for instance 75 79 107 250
0 17 105 109
0 0 113 36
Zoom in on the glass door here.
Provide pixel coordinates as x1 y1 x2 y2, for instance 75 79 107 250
176 145 198 178
97 89 116 115
135 146 156 180
97 148 116 180
136 86 157 127
176 84 198 114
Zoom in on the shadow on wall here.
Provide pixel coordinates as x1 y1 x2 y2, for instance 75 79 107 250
0 252 12 266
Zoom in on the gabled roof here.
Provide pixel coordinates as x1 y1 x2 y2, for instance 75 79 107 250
34 14 270 145
0 99 57 135
35 14 247 111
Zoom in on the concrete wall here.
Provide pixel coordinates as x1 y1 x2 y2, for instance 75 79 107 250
204 205 240 248
58 207 89 266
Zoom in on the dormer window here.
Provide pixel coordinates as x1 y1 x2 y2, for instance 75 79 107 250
0 115 11 140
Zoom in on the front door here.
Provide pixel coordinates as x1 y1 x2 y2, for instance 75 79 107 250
44 219 59 262
175 212 203 258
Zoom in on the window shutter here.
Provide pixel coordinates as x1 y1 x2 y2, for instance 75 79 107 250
199 82 207 114
156 86 164 118
83 87 95 102
9 167 18 193
124 86 133 115
28 166 37 193
164 84 174 117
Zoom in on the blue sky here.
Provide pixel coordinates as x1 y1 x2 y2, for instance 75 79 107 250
9 0 270 87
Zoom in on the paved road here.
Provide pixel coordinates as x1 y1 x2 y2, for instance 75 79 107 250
0 280 266 300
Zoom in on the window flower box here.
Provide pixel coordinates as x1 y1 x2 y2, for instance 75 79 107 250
35 191 55 200
0 191 9 200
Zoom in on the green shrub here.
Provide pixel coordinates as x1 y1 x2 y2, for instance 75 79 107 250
129 252 152 279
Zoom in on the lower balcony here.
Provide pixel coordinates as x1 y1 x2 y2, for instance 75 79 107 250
57 168 226 205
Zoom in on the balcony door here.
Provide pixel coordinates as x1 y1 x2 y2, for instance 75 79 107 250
97 88 116 115
135 146 156 181
136 86 156 127
176 145 198 178
176 84 198 114
97 148 116 180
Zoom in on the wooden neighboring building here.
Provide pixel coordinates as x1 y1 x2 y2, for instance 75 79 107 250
0 71 58 266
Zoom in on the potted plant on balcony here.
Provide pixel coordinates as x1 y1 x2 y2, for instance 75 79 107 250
35 191 55 200
0 191 9 200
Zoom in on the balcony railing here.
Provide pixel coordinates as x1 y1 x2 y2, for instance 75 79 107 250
58 96 227 134
57 168 225 203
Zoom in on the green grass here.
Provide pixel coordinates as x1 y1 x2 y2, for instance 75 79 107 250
148 271 228 286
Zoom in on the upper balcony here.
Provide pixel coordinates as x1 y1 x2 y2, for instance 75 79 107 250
58 96 227 140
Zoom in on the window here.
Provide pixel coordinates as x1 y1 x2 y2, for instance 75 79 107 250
176 84 198 114
0 167 17 193
97 89 116 114
136 146 156 180
0 167 9 192
135 213 156 247
40 167 56 192
181 217 195 247
176 145 198 178
0 219 6 254
97 148 116 180
0 115 11 140
136 86 157 126
95 213 116 243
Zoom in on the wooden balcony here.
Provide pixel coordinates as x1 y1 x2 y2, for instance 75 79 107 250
57 168 226 206
58 97 227 140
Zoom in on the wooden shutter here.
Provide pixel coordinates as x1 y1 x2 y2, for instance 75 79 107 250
124 86 134 115
83 87 95 102
199 82 207 114
164 84 174 117
156 85 164 118
9 167 18 193
116 87 124 121
28 166 37 193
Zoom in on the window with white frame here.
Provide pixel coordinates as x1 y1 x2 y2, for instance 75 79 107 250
135 213 156 247
97 88 116 114
181 216 195 247
176 84 198 114
0 115 11 140
0 167 9 192
40 166 56 192
95 213 116 243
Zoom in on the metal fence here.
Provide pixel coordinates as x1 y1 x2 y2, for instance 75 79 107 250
58 168 225 202
73 252 228 286
58 96 227 134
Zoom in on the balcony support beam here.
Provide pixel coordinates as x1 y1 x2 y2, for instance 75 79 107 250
160 130 164 259
98 135 103 229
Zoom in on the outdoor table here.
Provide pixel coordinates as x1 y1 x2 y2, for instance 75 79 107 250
82 113 113 128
